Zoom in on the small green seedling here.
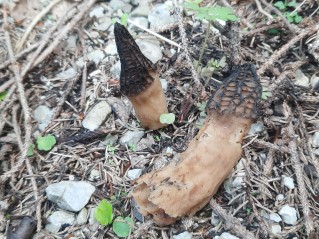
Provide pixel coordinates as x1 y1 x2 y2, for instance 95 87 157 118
262 87 272 100
274 1 302 23
106 145 116 155
182 0 238 21
95 199 113 226
0 91 8 101
36 134 56 151
113 216 134 238
27 144 35 157
159 113 175 124
196 102 207 128
128 143 137 151
153 135 161 141
112 13 129 26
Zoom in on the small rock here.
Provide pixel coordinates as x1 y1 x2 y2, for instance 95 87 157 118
89 6 105 18
283 176 295 189
160 78 168 91
232 172 245 187
129 17 149 30
130 155 149 168
89 169 100 181
76 208 88 225
120 131 145 146
136 39 162 63
315 149 319 156
56 68 77 79
172 231 192 239
65 36 77 52
276 194 284 201
109 0 125 10
278 205 298 225
312 132 319 147
106 97 130 124
271 224 282 234
89 207 99 231
217 232 239 239
294 69 309 87
164 146 173 156
137 136 154 151
96 21 112 31
211 212 220 226
311 76 319 88
105 41 118 55
262 212 282 222
82 101 112 131
148 3 176 29
87 49 105 65
33 105 53 131
110 60 121 79
45 211 75 233
248 122 265 135
132 199 144 222
131 2 151 16
46 181 95 212
127 169 143 180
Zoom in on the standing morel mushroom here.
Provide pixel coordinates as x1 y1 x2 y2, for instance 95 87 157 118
114 23 168 130
132 64 262 225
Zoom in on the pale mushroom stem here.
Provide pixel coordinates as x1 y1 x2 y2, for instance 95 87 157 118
114 23 168 130
132 64 262 225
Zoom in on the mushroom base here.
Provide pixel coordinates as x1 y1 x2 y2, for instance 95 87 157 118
132 113 253 225
128 76 168 130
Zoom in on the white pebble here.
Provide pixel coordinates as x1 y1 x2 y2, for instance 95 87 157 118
279 205 298 225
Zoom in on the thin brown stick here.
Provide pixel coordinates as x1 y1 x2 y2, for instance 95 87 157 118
32 0 97 67
254 139 290 153
0 79 14 93
287 123 314 234
210 199 257 239
257 26 318 75
254 0 273 19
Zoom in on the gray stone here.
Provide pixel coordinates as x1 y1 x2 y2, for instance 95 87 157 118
110 60 121 79
271 224 282 234
136 39 162 63
96 21 112 31
76 208 88 225
131 2 151 16
148 3 176 29
262 212 282 222
89 169 100 181
127 169 143 180
56 68 77 79
45 211 75 233
89 207 99 231
311 76 319 88
211 212 220 226
109 0 125 10
160 78 168 91
120 131 144 146
217 232 239 239
82 101 112 131
278 205 298 225
87 49 105 65
34 105 53 131
248 122 265 135
172 231 192 239
276 194 284 201
294 69 309 87
283 176 295 189
105 41 118 55
89 6 105 18
129 17 149 30
312 132 319 147
46 181 95 212
106 97 130 124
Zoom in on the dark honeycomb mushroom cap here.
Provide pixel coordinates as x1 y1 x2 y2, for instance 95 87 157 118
114 22 156 97
207 63 262 118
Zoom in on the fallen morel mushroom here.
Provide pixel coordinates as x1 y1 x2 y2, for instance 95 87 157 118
114 23 168 130
132 64 262 225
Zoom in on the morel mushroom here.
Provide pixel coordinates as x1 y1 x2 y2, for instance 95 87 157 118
132 64 262 225
114 23 168 130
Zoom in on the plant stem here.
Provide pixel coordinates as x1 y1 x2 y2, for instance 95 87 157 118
196 20 211 70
